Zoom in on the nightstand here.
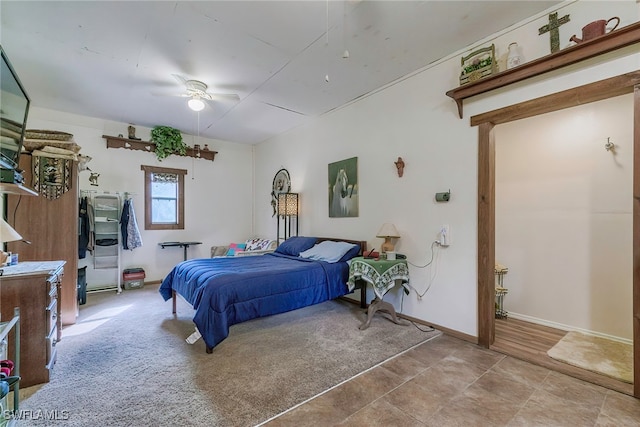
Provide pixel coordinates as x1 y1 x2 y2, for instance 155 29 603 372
347 257 410 330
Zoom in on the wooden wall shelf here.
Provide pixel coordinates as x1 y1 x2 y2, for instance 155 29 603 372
0 182 37 196
446 21 640 118
102 135 217 162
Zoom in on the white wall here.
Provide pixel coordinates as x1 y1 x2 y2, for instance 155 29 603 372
26 107 254 287
495 94 633 340
253 0 640 338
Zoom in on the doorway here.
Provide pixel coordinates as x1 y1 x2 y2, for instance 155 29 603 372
474 72 640 398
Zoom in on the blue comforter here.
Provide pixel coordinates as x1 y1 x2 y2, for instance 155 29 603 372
159 253 351 350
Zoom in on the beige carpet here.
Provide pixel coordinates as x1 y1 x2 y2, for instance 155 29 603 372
22 284 439 426
547 331 633 384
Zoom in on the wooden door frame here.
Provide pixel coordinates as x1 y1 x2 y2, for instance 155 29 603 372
473 71 640 397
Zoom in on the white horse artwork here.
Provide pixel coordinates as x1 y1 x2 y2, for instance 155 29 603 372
330 167 358 217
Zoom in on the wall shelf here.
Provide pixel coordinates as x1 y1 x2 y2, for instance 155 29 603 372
0 182 37 196
102 135 217 162
446 21 640 118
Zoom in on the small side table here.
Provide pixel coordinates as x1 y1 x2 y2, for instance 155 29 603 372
159 241 203 261
347 257 410 330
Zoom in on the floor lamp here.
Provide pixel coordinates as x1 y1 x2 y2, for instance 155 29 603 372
277 193 299 245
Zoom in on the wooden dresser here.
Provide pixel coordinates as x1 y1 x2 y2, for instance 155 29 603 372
0 261 64 387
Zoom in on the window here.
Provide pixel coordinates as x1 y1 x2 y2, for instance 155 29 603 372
141 165 187 230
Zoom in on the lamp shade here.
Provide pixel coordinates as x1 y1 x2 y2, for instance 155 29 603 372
0 218 22 243
278 193 299 216
376 223 400 238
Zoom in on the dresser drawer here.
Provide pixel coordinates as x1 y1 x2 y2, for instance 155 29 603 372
46 325 58 370
48 283 57 304
46 298 58 335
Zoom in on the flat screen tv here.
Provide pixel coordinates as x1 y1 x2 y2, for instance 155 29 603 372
0 45 30 171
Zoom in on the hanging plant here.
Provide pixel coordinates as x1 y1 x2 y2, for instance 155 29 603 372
150 126 187 161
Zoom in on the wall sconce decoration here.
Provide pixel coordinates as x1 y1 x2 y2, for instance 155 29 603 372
394 157 405 177
376 223 400 253
277 192 299 244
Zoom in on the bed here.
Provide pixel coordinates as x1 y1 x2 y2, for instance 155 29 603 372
160 237 366 352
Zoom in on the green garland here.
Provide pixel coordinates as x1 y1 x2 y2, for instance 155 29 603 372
150 126 187 161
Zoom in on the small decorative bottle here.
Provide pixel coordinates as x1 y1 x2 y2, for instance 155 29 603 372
507 42 522 69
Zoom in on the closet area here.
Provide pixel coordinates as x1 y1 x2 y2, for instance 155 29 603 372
79 191 140 294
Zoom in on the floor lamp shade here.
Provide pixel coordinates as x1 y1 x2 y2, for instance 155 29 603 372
278 193 299 216
277 193 299 244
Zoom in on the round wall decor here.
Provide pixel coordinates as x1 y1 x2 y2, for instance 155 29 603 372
271 168 291 216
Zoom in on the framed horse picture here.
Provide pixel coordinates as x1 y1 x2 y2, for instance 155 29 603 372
328 157 358 218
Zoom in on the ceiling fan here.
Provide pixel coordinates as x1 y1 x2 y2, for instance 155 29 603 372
169 74 240 111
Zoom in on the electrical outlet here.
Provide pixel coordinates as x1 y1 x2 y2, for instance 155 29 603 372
440 224 450 247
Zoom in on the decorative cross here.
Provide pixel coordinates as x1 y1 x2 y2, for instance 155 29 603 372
538 12 570 54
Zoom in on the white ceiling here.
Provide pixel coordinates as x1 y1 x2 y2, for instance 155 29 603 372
0 1 560 145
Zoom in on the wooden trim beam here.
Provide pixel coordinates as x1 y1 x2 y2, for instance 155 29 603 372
477 122 495 348
471 71 640 126
447 21 640 118
634 84 640 397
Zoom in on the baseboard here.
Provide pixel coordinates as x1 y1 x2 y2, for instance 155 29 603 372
87 286 118 293
86 280 161 293
508 311 632 345
398 312 478 344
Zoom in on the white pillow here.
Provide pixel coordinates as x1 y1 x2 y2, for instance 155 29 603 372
299 241 358 263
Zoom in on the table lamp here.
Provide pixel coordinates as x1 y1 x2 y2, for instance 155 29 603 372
1 218 23 265
376 223 400 253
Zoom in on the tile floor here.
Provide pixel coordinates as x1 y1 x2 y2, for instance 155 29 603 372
264 334 640 426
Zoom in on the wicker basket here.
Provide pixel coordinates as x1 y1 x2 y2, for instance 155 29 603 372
25 129 74 141
23 138 81 153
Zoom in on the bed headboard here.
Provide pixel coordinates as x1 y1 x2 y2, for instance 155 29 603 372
316 237 367 256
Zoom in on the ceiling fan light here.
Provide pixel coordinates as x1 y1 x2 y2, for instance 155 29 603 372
188 97 205 111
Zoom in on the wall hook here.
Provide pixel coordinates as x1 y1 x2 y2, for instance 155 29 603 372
605 137 615 152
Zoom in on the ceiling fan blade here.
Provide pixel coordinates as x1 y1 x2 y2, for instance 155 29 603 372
209 93 240 102
151 91 188 98
172 74 188 85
